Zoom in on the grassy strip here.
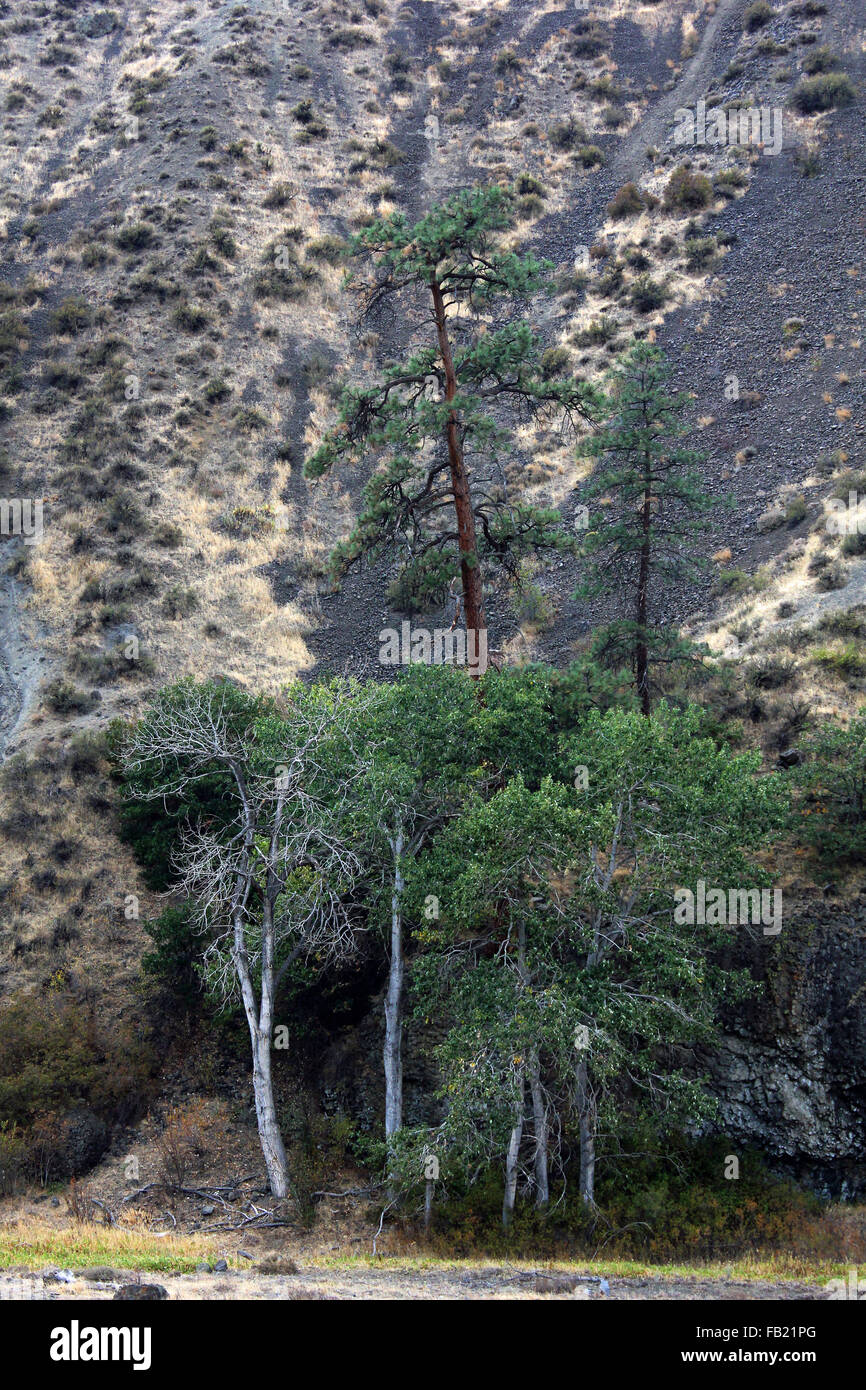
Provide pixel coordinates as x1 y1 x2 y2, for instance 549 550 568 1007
309 1252 841 1283
0 1221 223 1274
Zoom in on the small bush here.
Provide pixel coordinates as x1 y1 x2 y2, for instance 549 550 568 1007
495 48 520 73
155 1101 212 1189
173 301 209 332
116 221 156 251
607 182 644 219
44 680 97 715
663 165 713 212
547 116 587 150
812 644 866 679
791 73 856 114
306 235 346 265
540 346 570 379
784 494 807 525
262 181 294 209
801 46 841 76
51 296 91 335
841 531 866 557
203 376 231 403
575 144 604 168
630 274 668 313
743 2 774 31
572 316 618 347
162 585 198 618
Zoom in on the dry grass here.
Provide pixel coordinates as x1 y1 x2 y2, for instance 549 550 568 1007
0 1218 220 1274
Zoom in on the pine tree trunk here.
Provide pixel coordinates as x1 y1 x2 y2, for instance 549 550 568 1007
636 450 653 717
429 276 486 665
383 826 405 1138
502 1072 525 1230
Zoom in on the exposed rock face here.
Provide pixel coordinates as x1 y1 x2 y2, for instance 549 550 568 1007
705 897 866 1198
52 1108 109 1179
319 897 866 1198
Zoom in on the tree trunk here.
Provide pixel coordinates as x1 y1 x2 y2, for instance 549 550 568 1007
250 1026 291 1199
235 898 291 1200
635 452 652 717
429 276 486 666
423 1178 435 1234
383 826 405 1138
575 1057 596 1208
528 1050 549 1210
502 1073 525 1230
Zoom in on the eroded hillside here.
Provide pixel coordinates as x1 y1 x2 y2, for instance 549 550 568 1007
0 0 864 1206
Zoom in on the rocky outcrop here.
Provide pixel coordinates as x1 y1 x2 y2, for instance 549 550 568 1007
706 896 866 1197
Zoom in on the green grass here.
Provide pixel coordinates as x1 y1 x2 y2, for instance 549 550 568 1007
0 1221 222 1273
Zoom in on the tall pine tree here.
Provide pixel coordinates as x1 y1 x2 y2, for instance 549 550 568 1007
574 342 719 714
304 184 602 657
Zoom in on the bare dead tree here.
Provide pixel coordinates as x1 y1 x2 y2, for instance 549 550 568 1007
123 680 369 1200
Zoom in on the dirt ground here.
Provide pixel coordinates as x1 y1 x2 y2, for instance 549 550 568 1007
0 1264 830 1302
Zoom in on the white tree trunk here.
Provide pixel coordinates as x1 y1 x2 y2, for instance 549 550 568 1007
529 1050 549 1209
423 1178 434 1234
576 1057 596 1208
502 1073 525 1229
236 900 291 1200
383 826 405 1138
251 1025 290 1199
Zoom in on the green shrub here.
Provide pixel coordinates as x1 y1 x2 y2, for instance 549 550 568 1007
684 236 717 269
539 345 570 379
203 376 231 403
141 904 202 1008
801 46 841 76
630 274 668 312
44 680 97 715
162 584 199 618
841 531 866 557
514 173 546 197
173 301 209 331
495 48 520 73
568 20 606 59
812 644 866 678
794 717 866 862
116 221 156 251
262 181 294 209
743 2 774 31
547 116 587 150
785 494 807 525
51 296 91 335
607 182 644 219
575 144 604 168
572 316 618 347
306 235 346 265
791 73 856 113
663 165 714 211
